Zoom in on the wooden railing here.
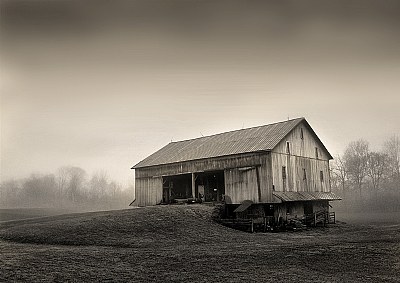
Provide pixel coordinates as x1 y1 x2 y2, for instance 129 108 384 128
328 212 336 224
304 211 336 226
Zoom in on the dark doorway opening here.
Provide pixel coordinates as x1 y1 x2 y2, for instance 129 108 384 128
162 174 192 203
304 201 313 215
195 171 225 202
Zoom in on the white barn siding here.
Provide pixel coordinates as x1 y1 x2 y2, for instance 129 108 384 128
271 121 331 193
224 167 259 203
135 177 163 206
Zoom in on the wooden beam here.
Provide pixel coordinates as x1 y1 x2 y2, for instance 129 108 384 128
255 166 262 203
191 173 196 199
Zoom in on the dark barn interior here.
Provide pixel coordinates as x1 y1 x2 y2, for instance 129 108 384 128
162 171 225 203
195 171 225 202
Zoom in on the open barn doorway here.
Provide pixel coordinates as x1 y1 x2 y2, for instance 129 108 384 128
162 174 192 204
195 171 225 202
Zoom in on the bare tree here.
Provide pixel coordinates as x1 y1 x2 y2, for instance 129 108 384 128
367 151 387 197
109 181 121 198
66 167 86 203
331 154 348 196
383 135 400 187
0 179 22 207
344 139 369 198
22 174 57 207
56 166 70 205
89 170 109 200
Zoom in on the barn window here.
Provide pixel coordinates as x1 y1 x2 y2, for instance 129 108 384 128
303 168 307 180
315 147 319 159
286 142 290 154
300 128 304 139
320 171 324 182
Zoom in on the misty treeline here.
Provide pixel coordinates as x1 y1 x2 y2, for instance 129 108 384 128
0 167 134 210
330 135 400 212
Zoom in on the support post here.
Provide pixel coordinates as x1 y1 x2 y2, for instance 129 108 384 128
255 166 262 202
264 217 267 233
191 173 196 199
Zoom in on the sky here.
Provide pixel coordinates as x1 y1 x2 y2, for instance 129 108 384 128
1 0 400 186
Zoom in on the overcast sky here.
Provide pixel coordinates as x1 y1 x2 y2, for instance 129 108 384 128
1 0 399 186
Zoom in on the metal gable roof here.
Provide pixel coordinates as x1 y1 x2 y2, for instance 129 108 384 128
132 117 307 169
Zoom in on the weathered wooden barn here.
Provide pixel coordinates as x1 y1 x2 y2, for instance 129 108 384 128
131 117 340 224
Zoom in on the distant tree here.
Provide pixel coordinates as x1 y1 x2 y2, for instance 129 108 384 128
56 166 70 202
367 151 388 197
1 166 133 209
89 170 109 200
109 181 121 198
0 179 22 207
65 167 86 203
331 154 348 196
22 174 57 207
383 135 400 188
344 139 369 198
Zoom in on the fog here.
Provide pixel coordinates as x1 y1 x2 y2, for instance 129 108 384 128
1 1 400 213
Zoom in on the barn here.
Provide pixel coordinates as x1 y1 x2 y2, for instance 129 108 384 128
131 117 340 226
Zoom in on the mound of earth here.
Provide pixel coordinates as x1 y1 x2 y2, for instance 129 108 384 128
0 205 228 247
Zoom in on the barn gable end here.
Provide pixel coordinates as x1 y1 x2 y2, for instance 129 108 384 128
271 120 332 193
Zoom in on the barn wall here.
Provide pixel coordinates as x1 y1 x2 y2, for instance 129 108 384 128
135 152 267 178
273 121 331 160
273 202 305 220
135 152 274 205
225 167 259 203
224 160 273 204
271 154 330 192
135 176 163 207
271 121 331 193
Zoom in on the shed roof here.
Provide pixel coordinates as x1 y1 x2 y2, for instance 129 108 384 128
133 117 331 169
233 200 254 213
273 192 341 202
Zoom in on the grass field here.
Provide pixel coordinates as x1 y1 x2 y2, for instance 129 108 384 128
0 208 79 222
1 205 399 282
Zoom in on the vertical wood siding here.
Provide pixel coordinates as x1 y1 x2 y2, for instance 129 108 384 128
271 121 331 193
135 177 163 206
224 154 273 204
273 121 331 160
271 153 330 192
135 153 267 178
225 168 259 203
135 153 273 205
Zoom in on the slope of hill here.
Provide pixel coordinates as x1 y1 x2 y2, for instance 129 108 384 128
1 205 399 282
0 205 224 247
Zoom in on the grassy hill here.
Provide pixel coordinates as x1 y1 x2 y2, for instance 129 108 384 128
0 205 222 247
1 205 400 282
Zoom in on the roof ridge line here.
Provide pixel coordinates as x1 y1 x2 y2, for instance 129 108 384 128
169 117 305 144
